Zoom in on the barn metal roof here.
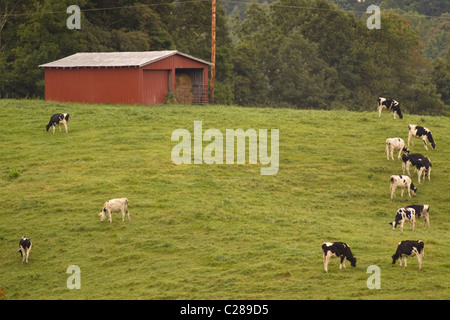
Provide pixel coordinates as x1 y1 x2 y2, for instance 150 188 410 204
39 50 213 68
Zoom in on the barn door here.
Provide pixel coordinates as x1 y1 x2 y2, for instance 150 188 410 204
143 70 169 105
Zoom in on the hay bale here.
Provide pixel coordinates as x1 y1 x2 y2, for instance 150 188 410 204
175 73 193 104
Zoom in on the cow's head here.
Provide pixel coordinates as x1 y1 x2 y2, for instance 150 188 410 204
389 210 405 230
431 141 436 150
98 208 107 222
411 183 418 195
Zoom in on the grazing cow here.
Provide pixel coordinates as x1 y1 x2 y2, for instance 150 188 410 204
392 240 424 270
408 124 436 150
406 205 430 228
390 175 417 199
98 198 130 223
389 207 415 231
386 137 409 160
415 157 432 184
322 242 357 273
402 153 425 176
46 113 69 134
17 236 32 264
377 97 403 119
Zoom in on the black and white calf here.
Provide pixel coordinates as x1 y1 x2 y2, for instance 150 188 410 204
46 113 69 134
377 97 403 119
98 198 130 223
322 242 357 273
386 137 409 160
406 205 430 228
389 207 415 231
392 240 424 270
17 236 32 264
390 175 417 199
408 124 436 150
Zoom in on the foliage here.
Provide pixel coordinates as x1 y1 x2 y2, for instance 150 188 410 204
0 0 448 114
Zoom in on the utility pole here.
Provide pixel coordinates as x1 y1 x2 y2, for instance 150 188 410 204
210 0 216 104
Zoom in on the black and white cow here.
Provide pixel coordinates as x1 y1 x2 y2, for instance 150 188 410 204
46 113 69 134
390 175 417 199
98 198 130 223
378 97 403 119
415 157 432 184
386 137 409 160
322 242 357 273
392 240 424 270
406 205 430 228
402 153 425 176
408 124 436 150
401 153 432 184
389 207 415 231
17 236 32 264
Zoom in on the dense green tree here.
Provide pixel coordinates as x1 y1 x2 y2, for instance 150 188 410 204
432 47 450 105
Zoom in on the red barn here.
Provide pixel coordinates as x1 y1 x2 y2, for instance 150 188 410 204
39 51 212 105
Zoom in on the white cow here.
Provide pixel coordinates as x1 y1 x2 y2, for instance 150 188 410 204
390 175 417 199
385 137 409 160
98 198 130 223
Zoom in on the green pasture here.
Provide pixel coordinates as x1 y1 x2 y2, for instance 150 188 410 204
0 99 449 300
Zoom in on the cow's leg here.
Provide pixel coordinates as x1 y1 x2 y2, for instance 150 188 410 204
408 134 414 147
324 253 330 273
63 121 68 134
52 125 56 134
422 138 428 150
108 210 112 223
20 246 25 263
340 256 345 269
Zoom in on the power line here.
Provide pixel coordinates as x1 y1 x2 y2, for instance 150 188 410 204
220 0 450 20
1 0 449 20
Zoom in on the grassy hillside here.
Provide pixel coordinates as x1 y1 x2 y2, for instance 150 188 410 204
0 99 449 300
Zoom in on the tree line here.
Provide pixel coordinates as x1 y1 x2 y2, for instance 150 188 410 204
0 0 449 115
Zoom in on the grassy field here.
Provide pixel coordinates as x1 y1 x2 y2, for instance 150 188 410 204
0 99 449 300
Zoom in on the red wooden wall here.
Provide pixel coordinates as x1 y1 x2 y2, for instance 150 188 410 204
43 53 209 105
